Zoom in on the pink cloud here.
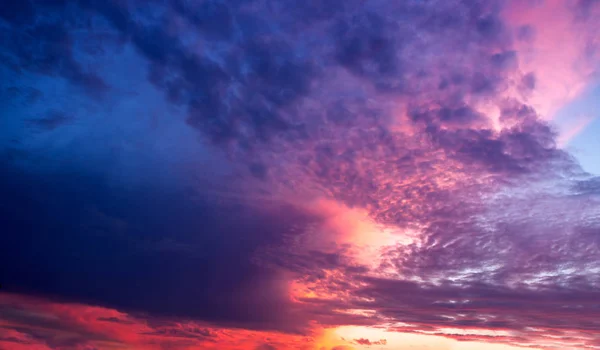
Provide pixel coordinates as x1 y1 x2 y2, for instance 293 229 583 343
503 0 600 138
0 293 314 350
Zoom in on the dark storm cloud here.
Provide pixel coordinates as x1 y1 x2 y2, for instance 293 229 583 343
0 162 320 333
1 0 330 335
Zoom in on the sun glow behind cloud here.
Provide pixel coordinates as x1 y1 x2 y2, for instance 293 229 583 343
306 199 420 269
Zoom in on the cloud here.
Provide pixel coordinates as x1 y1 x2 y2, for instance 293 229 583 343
0 293 315 350
504 0 600 120
27 110 73 131
0 162 320 333
255 344 277 350
76 0 317 146
0 3 107 95
1 0 600 349
354 338 387 346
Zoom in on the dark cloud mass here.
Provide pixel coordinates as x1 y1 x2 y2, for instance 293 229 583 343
1 0 600 349
0 163 318 333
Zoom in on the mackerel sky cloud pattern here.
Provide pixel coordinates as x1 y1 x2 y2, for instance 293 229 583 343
1 0 599 349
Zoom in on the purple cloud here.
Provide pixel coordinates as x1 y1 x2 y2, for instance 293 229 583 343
1 0 599 349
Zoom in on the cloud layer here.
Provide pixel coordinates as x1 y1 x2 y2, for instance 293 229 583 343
1 0 599 349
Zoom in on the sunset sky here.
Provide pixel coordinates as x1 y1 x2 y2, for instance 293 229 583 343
1 1 599 349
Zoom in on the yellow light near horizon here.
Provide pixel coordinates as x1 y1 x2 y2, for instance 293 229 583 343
315 325 541 350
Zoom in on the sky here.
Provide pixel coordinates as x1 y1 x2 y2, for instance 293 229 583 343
0 1 599 350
